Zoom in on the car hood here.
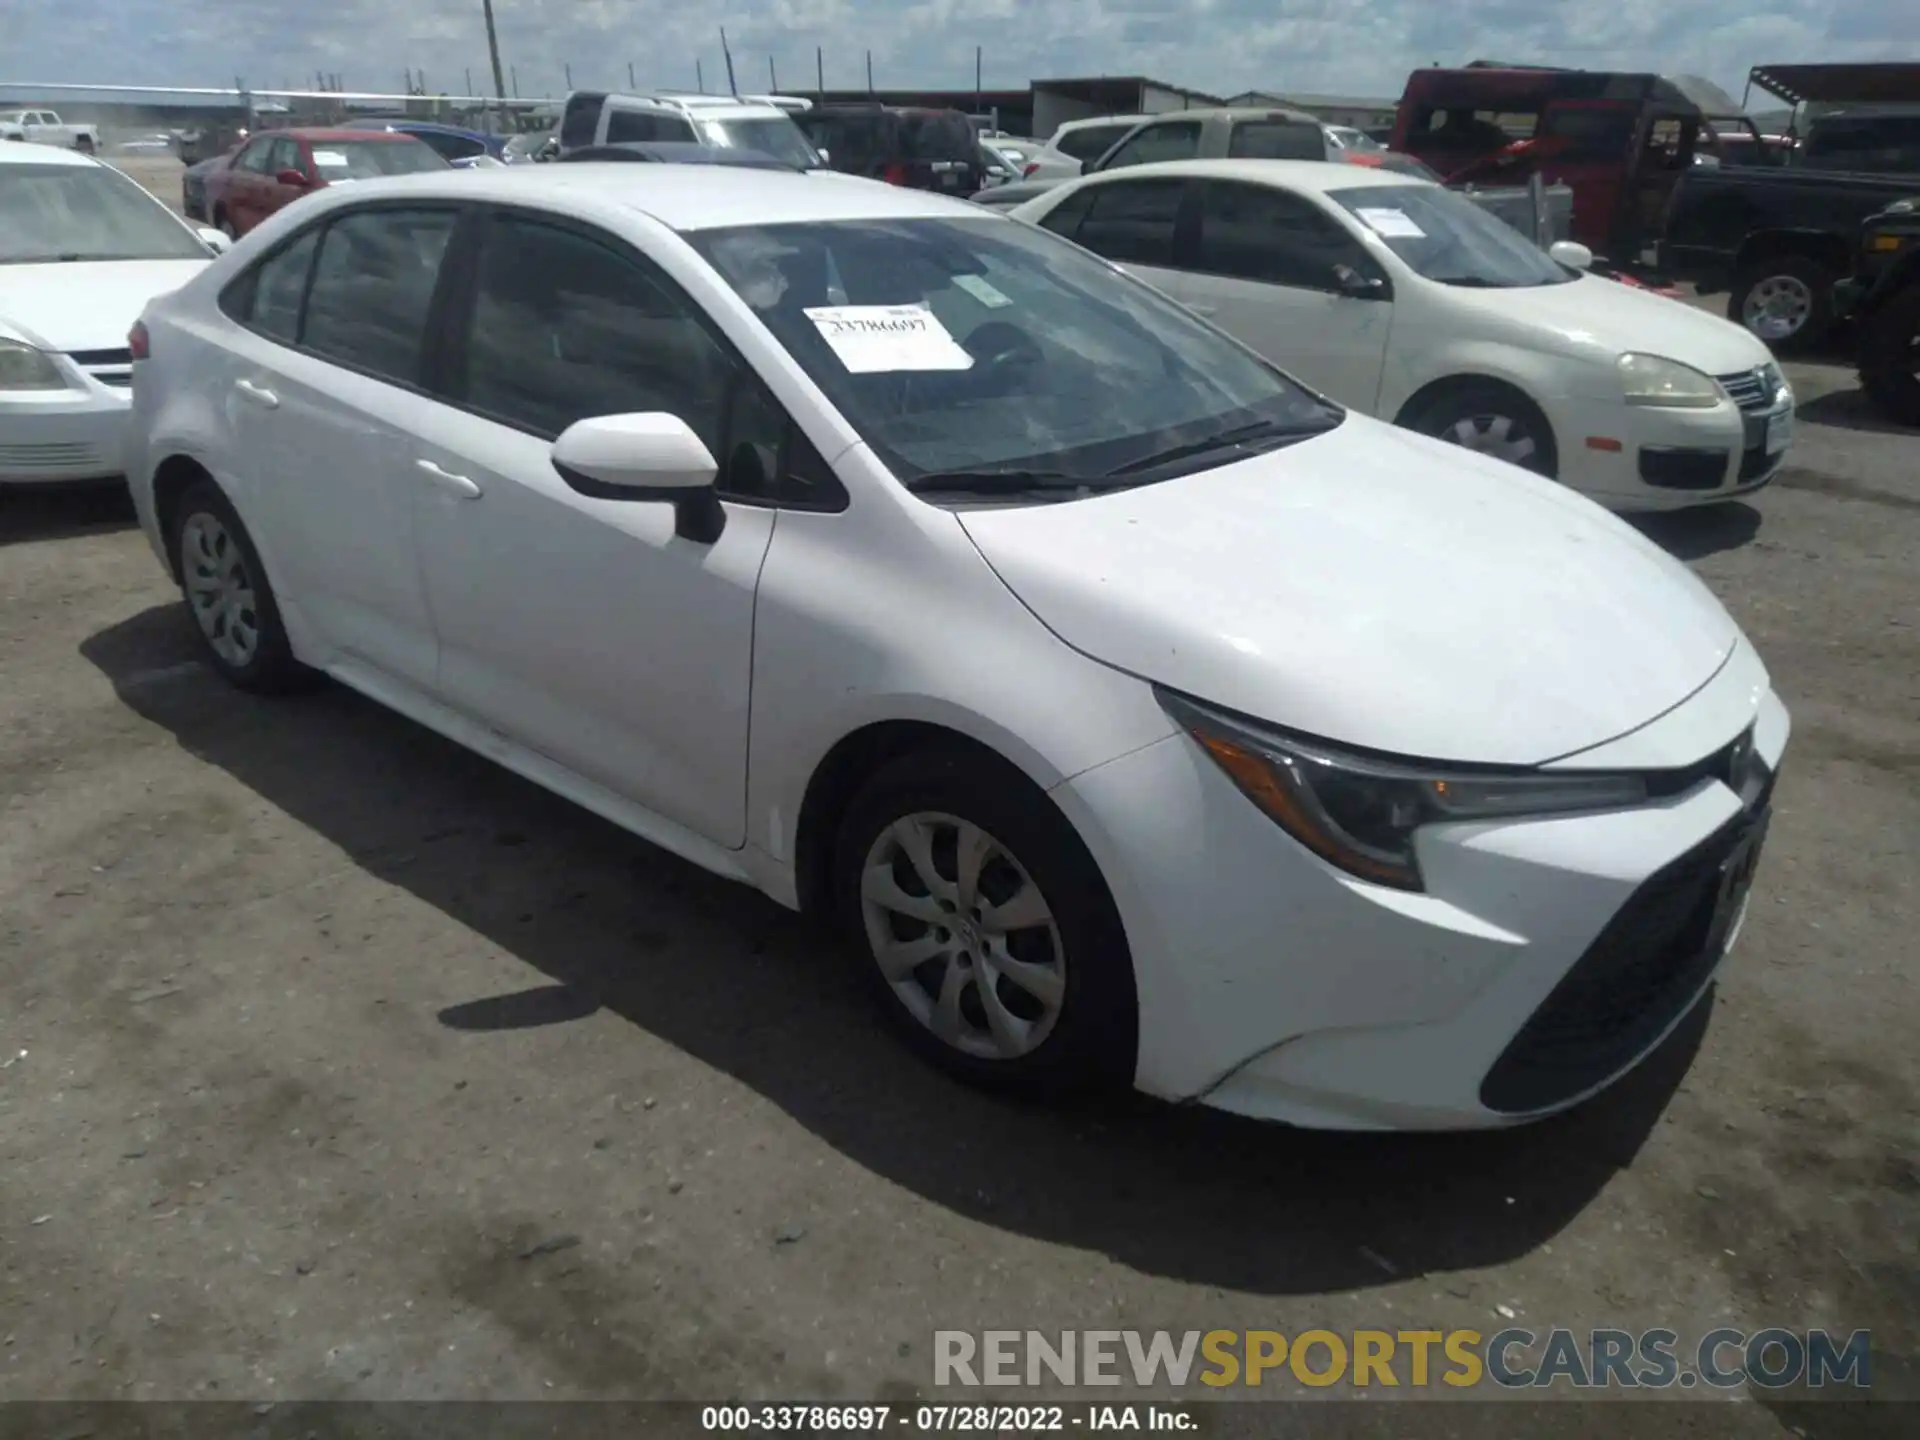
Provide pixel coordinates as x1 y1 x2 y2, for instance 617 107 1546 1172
1443 273 1773 377
0 259 208 353
957 417 1740 766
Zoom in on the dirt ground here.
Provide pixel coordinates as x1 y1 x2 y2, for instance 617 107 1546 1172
1 181 1916 1432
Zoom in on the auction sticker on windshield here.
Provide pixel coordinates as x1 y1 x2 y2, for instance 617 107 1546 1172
805 304 975 373
1355 207 1425 238
312 150 348 167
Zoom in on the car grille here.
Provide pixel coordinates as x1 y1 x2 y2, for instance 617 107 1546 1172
1715 363 1784 413
0 441 110 471
66 348 134 389
1479 739 1776 1115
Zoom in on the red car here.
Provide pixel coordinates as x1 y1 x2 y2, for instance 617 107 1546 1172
202 128 449 238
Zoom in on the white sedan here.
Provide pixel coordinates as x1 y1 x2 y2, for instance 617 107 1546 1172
1 143 228 485
127 164 1786 1130
1013 159 1796 510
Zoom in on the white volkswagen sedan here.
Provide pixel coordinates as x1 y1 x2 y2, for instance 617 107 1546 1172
1012 160 1795 511
127 165 1787 1130
1 143 228 485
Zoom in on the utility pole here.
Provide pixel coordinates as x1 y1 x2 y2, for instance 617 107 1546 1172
816 46 824 98
480 0 509 125
865 50 873 95
564 62 573 88
465 67 473 96
769 57 777 91
628 62 636 89
510 65 519 98
696 60 705 93
975 46 982 117
720 28 737 95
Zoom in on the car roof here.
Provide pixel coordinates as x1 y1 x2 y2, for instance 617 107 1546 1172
285 162 992 232
1070 158 1423 192
0 142 98 167
270 127 428 142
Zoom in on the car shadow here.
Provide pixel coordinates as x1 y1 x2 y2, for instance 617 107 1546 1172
1627 501 1762 560
81 602 1702 1298
0 480 137 548
1795 384 1912 438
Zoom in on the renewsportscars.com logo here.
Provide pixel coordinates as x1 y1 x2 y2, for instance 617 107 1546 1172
933 1328 1873 1390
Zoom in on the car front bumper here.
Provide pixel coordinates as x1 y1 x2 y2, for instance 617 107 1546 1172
0 379 131 484
1050 643 1790 1130
1549 388 1794 512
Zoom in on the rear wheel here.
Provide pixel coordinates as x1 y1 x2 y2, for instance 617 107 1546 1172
1731 255 1835 351
168 480 318 694
1404 382 1559 478
1858 285 1920 428
833 744 1137 1097
74 135 95 154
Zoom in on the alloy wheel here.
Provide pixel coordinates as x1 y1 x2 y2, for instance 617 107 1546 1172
858 812 1066 1061
1742 274 1813 342
181 511 260 668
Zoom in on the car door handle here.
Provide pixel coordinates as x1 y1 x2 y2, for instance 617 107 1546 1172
415 458 482 499
233 378 279 409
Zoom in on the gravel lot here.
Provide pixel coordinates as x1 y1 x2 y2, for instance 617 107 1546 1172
2 177 1916 1431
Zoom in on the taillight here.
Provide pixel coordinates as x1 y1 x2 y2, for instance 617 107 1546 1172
1022 162 1039 177
881 161 909 186
128 320 150 361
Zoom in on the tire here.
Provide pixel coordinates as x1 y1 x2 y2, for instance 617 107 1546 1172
168 479 318 694
1730 254 1835 351
1403 381 1559 478
833 744 1137 1097
74 135 95 154
1857 286 1920 428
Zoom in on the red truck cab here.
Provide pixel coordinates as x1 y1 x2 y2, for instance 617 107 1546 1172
1392 64 1758 263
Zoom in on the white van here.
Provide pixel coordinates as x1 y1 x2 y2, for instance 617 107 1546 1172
556 90 822 169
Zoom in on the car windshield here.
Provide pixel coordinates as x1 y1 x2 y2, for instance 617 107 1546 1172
309 138 450 180
688 215 1339 491
1328 182 1574 288
0 162 209 264
697 116 820 169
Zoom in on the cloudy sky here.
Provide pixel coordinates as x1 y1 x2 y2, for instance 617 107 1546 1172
2 0 1916 105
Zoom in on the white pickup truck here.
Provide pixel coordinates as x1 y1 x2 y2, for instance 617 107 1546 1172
0 109 100 152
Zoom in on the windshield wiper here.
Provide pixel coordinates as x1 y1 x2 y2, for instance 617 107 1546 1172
1104 417 1331 477
904 468 1104 496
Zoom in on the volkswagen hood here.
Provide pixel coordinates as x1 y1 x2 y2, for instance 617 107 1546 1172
957 416 1742 766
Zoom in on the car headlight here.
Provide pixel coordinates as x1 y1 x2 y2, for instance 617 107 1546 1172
0 336 69 391
1618 352 1720 409
1159 689 1648 892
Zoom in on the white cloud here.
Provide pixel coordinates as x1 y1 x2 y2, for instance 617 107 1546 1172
2 0 1914 106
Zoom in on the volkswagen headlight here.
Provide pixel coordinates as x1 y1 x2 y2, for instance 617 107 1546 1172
1618 352 1720 409
1160 690 1648 892
0 336 68 391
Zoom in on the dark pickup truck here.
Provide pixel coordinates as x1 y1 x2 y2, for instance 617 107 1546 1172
1660 164 1920 347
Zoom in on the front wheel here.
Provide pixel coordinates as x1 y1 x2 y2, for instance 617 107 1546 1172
1404 383 1559 478
1731 255 1835 351
1858 286 1920 428
834 746 1137 1096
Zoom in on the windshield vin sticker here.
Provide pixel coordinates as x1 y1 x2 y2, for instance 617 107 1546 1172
1355 207 1425 238
804 304 976 373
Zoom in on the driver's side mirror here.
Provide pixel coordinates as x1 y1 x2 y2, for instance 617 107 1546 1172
1548 240 1594 271
550 413 725 543
196 225 232 254
274 167 309 188
1333 264 1387 298
816 147 830 163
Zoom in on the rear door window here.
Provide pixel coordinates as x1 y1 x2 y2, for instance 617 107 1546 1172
560 93 605 149
1194 181 1378 292
1227 121 1328 160
606 108 697 144
300 207 457 386
1073 178 1186 266
1054 124 1131 161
